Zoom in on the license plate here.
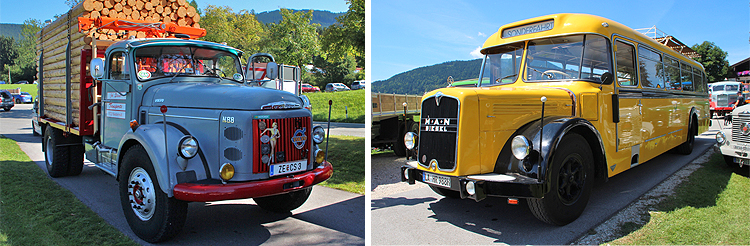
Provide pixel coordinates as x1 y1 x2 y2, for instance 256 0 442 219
269 160 306 176
735 157 750 166
423 172 451 188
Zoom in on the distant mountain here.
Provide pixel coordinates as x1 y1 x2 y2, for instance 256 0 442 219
372 59 483 95
255 9 344 27
0 23 24 40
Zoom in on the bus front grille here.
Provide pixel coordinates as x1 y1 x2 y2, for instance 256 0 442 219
417 94 459 171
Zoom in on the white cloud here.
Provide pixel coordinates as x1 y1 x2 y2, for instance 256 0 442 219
478 32 487 37
470 47 483 58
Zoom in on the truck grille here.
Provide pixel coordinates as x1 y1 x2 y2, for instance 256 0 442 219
732 114 750 143
717 94 737 108
252 117 311 173
418 94 459 170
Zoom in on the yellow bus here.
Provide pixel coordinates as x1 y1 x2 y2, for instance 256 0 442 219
400 13 709 225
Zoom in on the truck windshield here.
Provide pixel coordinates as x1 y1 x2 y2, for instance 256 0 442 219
134 46 242 82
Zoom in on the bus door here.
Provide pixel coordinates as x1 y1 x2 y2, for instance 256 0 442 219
614 40 642 164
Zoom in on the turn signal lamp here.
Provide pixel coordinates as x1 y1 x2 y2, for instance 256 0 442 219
129 120 139 131
220 163 235 181
315 149 325 164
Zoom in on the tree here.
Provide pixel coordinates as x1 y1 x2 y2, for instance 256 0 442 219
65 0 82 8
13 19 43 82
262 9 321 68
320 0 364 67
308 55 357 87
0 36 19 82
692 41 731 82
200 5 267 56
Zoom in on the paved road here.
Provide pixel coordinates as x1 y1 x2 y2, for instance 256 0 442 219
0 104 364 245
314 121 365 137
371 118 720 245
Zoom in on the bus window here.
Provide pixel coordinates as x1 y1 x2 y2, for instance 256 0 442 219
680 62 693 91
479 42 524 86
693 69 704 93
664 56 681 90
525 35 584 81
581 35 612 83
638 46 663 89
615 40 637 86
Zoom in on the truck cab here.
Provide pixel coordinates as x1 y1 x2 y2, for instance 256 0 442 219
41 38 332 242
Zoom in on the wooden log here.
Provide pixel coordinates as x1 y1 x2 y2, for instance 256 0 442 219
185 16 193 26
131 10 140 19
104 0 114 8
43 64 83 78
94 1 103 11
193 22 199 29
91 10 101 19
114 0 121 2
177 0 185 5
169 12 176 21
114 2 122 11
136 31 146 38
163 6 171 15
176 6 186 17
192 13 199 23
101 8 110 16
155 5 163 13
144 2 153 10
109 9 118 18
177 18 186 26
117 12 127 19
36 4 85 37
123 6 132 15
83 0 95 11
37 12 85 45
186 5 196 17
127 0 135 6
135 0 144 10
39 31 86 53
151 0 158 6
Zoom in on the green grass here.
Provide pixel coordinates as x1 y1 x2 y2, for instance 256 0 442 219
610 153 750 245
306 89 365 123
0 136 137 246
317 135 365 194
0 84 38 99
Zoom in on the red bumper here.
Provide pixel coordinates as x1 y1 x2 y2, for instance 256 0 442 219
173 162 333 202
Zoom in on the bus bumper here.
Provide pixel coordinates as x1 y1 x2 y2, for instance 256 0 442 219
173 162 333 202
400 161 545 202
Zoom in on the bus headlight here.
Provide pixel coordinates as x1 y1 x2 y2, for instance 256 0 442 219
716 131 726 145
313 126 326 144
404 132 418 150
178 136 199 159
511 135 531 160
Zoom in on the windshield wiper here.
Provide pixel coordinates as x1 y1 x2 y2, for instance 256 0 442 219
168 47 196 83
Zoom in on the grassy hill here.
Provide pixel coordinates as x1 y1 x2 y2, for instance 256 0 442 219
255 9 343 27
371 59 483 95
0 23 24 40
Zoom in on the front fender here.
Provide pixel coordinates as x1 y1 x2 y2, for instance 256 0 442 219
494 116 605 193
118 123 188 197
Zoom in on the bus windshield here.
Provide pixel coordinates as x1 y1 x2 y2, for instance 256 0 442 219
525 35 612 82
480 35 612 86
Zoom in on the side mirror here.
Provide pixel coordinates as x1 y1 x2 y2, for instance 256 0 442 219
600 72 613 84
266 62 278 80
90 58 104 79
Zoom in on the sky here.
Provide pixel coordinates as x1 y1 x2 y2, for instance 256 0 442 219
0 0 349 24
371 0 750 81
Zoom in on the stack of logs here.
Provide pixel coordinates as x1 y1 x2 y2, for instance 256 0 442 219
35 0 200 126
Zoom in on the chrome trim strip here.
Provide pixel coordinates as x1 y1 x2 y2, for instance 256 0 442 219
148 113 219 121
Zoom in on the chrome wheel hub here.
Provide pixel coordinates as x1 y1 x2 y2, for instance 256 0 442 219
128 167 156 221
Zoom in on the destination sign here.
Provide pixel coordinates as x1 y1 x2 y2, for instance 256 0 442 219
502 20 554 38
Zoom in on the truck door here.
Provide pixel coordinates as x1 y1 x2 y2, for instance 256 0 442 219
614 40 642 153
101 51 132 150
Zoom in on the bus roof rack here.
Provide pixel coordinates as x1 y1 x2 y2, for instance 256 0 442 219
635 25 700 59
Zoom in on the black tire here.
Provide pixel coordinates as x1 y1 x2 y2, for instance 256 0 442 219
429 185 460 199
15 99 21 104
67 144 85 176
120 145 187 243
527 133 594 225
676 117 696 155
3 107 9 111
254 187 313 213
44 125 70 178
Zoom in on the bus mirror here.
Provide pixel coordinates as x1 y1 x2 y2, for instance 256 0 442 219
90 58 104 79
600 72 613 84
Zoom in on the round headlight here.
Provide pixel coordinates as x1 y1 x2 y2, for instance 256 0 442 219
716 131 726 145
178 136 199 159
404 132 418 150
312 126 326 144
220 163 235 181
466 181 476 195
511 135 531 160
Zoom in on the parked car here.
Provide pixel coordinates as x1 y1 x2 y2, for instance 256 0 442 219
0 90 15 111
324 83 351 92
301 83 321 93
351 80 366 90
15 80 29 84
13 92 33 103
31 99 41 136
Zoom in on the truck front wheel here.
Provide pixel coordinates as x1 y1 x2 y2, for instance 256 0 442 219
44 125 70 177
254 187 312 213
120 145 187 243
527 133 594 225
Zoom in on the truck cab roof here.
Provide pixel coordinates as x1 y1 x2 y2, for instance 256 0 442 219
106 38 244 57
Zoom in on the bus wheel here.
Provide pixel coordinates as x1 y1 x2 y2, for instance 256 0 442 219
254 187 312 213
120 145 187 243
429 185 460 198
676 119 696 155
527 133 593 225
44 125 70 178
